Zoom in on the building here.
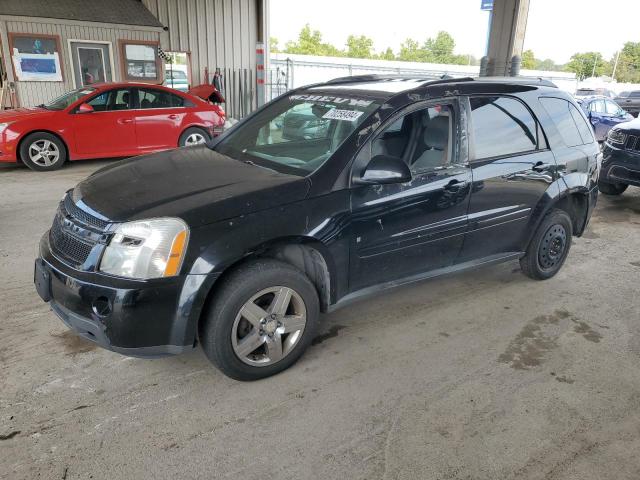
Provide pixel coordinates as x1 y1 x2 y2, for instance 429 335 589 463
0 0 268 117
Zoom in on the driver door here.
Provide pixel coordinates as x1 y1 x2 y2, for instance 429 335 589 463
71 88 137 156
349 101 472 291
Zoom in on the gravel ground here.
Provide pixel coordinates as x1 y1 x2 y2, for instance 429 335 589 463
1 160 640 480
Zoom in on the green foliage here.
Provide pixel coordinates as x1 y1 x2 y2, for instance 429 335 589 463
425 31 456 63
284 24 342 57
565 52 606 80
521 50 536 69
613 42 640 83
376 47 396 61
269 37 279 53
346 35 374 59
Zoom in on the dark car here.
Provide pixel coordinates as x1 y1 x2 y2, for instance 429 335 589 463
34 75 599 380
578 95 634 142
614 91 640 117
598 117 640 195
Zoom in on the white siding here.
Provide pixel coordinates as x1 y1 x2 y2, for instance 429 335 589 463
0 17 160 107
143 0 258 84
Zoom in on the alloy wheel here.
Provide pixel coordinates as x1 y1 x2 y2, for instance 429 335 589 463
231 286 307 367
29 140 60 167
184 133 206 146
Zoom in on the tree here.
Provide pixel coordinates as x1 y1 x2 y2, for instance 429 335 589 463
345 35 375 59
425 31 456 63
521 49 536 69
269 37 280 53
398 38 430 62
613 42 640 83
377 47 396 61
284 24 342 57
565 52 606 80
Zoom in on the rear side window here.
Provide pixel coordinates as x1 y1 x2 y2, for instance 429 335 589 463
469 96 540 160
630 91 640 98
137 88 185 108
540 97 593 146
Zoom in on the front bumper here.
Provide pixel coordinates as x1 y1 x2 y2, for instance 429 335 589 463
600 144 640 187
35 233 215 357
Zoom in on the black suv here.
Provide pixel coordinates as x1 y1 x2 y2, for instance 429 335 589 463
599 118 640 195
35 75 599 380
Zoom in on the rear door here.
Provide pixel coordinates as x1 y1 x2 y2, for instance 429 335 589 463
132 87 188 150
71 87 137 156
457 95 556 262
349 101 472 291
587 99 608 141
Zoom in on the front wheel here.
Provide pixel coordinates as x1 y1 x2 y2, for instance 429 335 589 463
199 259 319 381
19 132 67 171
178 127 210 147
520 209 573 280
598 180 627 195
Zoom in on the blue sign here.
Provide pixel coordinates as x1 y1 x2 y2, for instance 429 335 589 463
481 0 493 10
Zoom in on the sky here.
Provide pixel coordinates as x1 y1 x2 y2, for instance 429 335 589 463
270 0 639 64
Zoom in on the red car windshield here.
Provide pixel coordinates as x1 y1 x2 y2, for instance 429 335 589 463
43 87 96 111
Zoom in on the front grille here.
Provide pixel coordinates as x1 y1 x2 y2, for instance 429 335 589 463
63 194 109 229
49 194 110 268
49 212 95 266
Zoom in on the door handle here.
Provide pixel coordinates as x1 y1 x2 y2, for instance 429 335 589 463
532 161 552 172
443 179 468 191
118 118 133 124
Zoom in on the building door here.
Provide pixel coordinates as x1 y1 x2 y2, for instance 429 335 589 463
69 41 113 87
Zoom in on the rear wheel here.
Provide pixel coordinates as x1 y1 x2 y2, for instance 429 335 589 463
520 209 573 280
19 132 67 171
178 127 210 147
598 180 628 195
199 259 319 381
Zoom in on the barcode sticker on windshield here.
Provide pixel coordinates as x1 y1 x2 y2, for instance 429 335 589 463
322 109 364 121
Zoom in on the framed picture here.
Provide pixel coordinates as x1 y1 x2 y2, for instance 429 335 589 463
119 40 161 83
9 33 63 82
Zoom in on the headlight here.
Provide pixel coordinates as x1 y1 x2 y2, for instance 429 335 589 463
607 129 627 145
99 218 189 279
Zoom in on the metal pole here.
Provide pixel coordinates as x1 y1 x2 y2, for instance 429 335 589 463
612 50 621 80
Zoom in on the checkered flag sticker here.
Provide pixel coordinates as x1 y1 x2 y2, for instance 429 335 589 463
158 47 172 62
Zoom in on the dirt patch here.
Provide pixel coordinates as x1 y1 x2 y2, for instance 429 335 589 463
572 319 603 343
0 430 20 440
498 313 563 370
630 261 640 268
50 331 97 355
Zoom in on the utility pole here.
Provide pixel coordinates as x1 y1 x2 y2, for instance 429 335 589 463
591 56 597 78
612 50 621 81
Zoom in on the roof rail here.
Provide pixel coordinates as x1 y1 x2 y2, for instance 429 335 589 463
322 74 556 89
474 76 558 88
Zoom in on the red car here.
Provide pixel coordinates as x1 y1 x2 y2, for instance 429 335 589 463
0 82 225 171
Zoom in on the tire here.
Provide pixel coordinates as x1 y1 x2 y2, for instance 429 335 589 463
520 209 573 281
178 127 210 147
19 132 67 171
199 259 320 381
598 180 628 196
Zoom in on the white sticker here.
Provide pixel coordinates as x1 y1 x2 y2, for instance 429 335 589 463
322 109 364 121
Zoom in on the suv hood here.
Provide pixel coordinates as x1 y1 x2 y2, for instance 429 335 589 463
74 147 310 226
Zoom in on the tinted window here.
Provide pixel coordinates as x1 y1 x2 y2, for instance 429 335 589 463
373 104 453 173
539 97 587 147
137 88 184 108
630 91 640 98
568 103 595 144
87 89 131 111
605 100 622 115
470 96 538 160
44 87 95 110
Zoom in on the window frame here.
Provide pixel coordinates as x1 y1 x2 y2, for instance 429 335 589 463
361 98 461 177
8 32 65 82
464 94 548 164
134 87 187 110
539 96 594 147
118 39 162 83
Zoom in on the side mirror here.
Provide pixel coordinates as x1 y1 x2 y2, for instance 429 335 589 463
356 155 412 185
77 103 94 114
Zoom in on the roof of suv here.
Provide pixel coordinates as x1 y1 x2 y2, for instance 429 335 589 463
303 74 558 100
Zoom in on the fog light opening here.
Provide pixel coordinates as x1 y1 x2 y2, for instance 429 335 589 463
92 296 112 317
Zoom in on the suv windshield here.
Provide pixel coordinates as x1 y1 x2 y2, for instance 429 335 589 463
214 92 379 175
43 87 96 110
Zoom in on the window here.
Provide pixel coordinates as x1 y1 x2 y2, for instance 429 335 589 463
372 105 453 173
137 88 184 108
120 41 160 82
630 91 640 98
44 87 95 110
605 100 623 116
214 92 379 175
469 96 539 160
589 99 605 113
87 89 131 111
540 97 592 146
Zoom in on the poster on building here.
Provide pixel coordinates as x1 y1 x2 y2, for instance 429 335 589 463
10 35 63 81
